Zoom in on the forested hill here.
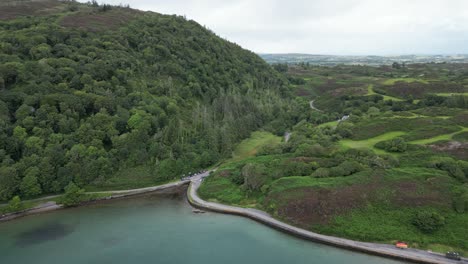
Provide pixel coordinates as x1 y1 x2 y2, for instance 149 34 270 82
0 0 301 200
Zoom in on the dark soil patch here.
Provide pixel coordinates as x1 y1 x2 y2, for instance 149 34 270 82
390 180 450 207
295 87 311 97
329 86 367 97
217 170 232 178
268 181 382 227
429 141 468 160
266 175 450 228
287 157 316 163
0 0 64 20
377 81 467 99
60 9 139 32
451 113 468 126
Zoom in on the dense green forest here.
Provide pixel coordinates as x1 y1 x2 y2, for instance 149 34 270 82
200 62 468 254
0 0 304 201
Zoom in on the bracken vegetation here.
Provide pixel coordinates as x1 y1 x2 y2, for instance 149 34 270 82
200 62 468 254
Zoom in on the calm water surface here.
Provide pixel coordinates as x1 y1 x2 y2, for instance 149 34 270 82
0 191 403 264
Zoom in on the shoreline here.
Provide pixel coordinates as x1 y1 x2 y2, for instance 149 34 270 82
187 177 467 264
0 180 191 222
2 173 465 263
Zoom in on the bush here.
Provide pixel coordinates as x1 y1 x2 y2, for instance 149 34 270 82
339 160 363 176
428 157 466 182
452 186 468 213
412 210 445 233
336 123 354 138
375 137 407 152
60 182 85 207
311 168 330 178
242 164 268 191
7 196 22 213
295 143 326 157
230 171 244 185
257 144 283 156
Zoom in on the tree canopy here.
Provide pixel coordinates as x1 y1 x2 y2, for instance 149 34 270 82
0 1 300 200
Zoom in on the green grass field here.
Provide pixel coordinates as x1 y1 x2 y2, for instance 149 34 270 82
340 131 406 154
434 92 468 97
366 84 404 101
382 78 429 85
409 127 468 145
225 131 282 163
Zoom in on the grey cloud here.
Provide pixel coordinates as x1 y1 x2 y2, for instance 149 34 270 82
78 0 468 55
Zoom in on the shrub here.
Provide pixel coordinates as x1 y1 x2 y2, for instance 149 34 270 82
7 196 22 213
230 171 244 185
412 210 445 233
257 144 283 156
60 182 85 207
295 143 326 157
336 123 354 138
339 160 363 176
311 168 330 178
375 137 407 152
428 157 467 182
242 164 268 191
452 186 468 213
329 166 345 177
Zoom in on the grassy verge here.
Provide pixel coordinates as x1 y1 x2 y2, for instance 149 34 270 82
409 127 468 145
434 92 468 97
84 165 164 191
224 131 281 163
382 78 429 85
340 131 406 154
366 84 404 101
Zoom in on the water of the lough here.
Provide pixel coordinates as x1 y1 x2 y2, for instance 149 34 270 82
0 190 402 264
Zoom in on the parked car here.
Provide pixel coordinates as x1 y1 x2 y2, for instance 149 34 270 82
445 251 461 261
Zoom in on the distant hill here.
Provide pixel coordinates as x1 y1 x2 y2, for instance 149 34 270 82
260 53 468 66
0 0 298 199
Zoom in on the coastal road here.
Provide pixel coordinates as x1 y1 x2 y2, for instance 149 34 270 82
188 177 467 264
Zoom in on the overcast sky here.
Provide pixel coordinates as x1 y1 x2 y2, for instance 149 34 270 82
79 0 468 55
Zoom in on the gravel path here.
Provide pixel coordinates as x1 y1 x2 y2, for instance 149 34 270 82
309 100 322 112
188 176 467 264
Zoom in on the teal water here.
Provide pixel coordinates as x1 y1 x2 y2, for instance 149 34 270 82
0 191 402 264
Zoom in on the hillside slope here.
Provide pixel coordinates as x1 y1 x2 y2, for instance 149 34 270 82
200 63 468 254
0 0 301 199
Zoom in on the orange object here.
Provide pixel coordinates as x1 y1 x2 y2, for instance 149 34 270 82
395 242 408 249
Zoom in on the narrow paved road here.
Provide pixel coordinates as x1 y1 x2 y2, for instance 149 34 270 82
188 177 467 264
